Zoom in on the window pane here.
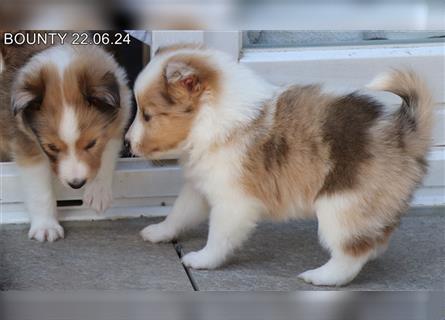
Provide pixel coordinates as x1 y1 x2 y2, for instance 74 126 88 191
243 31 445 48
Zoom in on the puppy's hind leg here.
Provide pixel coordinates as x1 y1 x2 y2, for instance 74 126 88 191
141 183 209 243
369 226 394 260
298 194 380 286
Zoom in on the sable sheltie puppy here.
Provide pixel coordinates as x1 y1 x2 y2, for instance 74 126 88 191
0 44 131 241
126 44 432 286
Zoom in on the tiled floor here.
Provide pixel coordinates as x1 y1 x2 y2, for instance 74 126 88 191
1 208 444 291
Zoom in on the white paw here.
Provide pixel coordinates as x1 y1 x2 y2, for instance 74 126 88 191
140 223 175 243
298 267 353 287
28 220 64 242
181 250 222 270
83 180 113 213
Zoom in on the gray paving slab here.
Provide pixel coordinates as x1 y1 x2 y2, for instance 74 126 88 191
1 208 443 291
177 208 445 290
0 218 192 291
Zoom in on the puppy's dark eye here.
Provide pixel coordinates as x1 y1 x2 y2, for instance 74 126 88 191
85 139 97 150
47 144 60 153
184 106 193 113
143 112 151 122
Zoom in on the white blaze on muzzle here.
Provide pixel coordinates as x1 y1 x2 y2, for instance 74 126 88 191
126 110 145 154
58 106 89 187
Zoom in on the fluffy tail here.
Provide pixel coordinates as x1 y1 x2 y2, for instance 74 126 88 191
368 69 433 157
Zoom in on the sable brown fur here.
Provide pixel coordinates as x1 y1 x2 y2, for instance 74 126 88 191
133 52 219 156
241 73 432 255
0 34 49 162
129 44 433 285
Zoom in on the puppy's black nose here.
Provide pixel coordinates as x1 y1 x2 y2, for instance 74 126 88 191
124 138 134 156
124 138 131 149
68 179 86 189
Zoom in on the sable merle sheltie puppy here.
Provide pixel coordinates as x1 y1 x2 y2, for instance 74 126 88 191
0 42 131 242
126 44 432 286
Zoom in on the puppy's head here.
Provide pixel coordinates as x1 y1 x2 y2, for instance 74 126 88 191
12 46 128 189
126 47 219 158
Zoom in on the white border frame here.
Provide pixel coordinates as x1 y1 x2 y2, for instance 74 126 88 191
1 31 444 224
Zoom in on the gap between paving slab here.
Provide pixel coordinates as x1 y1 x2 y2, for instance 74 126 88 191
172 241 200 291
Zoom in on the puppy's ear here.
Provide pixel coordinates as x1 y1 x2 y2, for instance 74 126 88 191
81 71 120 113
11 72 45 137
165 61 202 97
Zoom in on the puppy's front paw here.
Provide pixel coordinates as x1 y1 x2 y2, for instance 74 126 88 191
29 220 64 242
140 223 175 243
83 180 113 213
182 250 222 270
